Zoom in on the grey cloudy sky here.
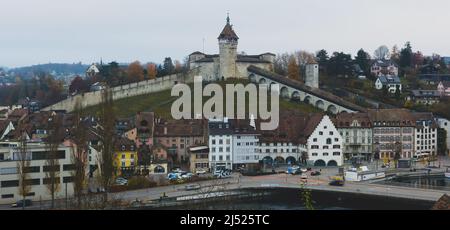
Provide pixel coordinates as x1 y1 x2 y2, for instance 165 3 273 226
1 0 449 67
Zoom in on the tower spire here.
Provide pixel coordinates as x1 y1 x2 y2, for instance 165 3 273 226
226 12 230 25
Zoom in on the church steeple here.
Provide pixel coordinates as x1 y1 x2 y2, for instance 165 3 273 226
226 12 230 25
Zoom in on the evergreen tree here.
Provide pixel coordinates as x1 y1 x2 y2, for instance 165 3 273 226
355 49 370 76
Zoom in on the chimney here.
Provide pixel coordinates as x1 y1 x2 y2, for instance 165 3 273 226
164 126 167 135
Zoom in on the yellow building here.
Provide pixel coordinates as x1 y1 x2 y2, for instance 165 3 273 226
114 137 138 176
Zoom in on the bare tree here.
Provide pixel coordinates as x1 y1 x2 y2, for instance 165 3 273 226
71 100 88 208
374 45 390 60
17 132 30 210
98 88 116 203
44 114 62 209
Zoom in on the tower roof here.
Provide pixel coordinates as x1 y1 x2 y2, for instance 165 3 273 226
218 14 239 41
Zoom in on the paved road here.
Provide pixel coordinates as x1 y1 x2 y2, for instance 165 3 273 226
2 161 449 210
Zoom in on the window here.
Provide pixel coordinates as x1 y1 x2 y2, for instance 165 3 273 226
212 139 216 145
0 167 18 175
1 180 19 188
43 165 60 172
329 131 333 135
63 164 76 171
1 194 14 199
25 179 40 185
313 138 317 142
121 162 125 167
226 147 230 152
226 155 230 161
32 151 65 160
122 154 125 159
323 152 329 156
219 155 223 161
219 139 223 144
43 177 60 185
311 145 319 149
333 145 341 149
226 139 230 145
130 154 134 159
312 153 318 156
212 156 216 161
323 146 329 149
326 138 332 144
219 147 223 152
319 131 323 135
24 166 40 173
333 152 340 156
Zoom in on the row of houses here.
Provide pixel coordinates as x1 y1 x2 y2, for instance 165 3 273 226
195 109 440 173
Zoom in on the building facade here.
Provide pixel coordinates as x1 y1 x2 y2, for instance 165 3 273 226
0 141 75 205
307 115 344 166
368 109 415 162
208 118 233 171
413 113 438 157
334 113 373 162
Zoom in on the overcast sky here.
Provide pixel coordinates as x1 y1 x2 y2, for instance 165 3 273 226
1 0 450 67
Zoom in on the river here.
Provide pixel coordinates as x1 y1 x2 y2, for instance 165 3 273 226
151 188 435 210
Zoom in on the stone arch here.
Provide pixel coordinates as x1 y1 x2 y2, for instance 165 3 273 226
315 100 325 110
291 91 301 101
274 156 285 164
286 156 296 164
314 159 326 167
259 78 267 84
262 156 273 165
249 74 256 83
153 165 165 173
280 86 290 98
327 160 338 167
304 96 312 104
327 105 337 114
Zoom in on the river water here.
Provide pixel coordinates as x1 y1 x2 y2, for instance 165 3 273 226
153 188 435 210
376 174 450 191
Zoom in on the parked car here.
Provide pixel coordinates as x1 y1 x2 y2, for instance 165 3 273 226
181 173 194 179
195 169 207 175
115 177 128 185
311 171 321 176
11 199 33 208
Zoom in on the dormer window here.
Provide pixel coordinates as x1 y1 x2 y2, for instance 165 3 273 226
121 145 126 151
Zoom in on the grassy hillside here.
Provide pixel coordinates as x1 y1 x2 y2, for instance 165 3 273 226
83 79 320 119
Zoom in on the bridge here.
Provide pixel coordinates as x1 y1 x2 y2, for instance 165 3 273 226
247 65 367 114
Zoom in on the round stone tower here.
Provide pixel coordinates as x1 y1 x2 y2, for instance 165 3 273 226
218 14 239 80
305 58 319 88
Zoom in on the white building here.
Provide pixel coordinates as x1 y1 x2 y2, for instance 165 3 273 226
307 115 344 166
371 59 399 76
231 120 260 169
375 75 402 93
413 113 438 157
208 118 233 170
0 141 75 205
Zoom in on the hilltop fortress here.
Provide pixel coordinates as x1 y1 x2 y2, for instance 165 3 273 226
43 16 361 114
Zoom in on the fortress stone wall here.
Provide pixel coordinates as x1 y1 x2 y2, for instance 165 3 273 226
42 70 197 113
